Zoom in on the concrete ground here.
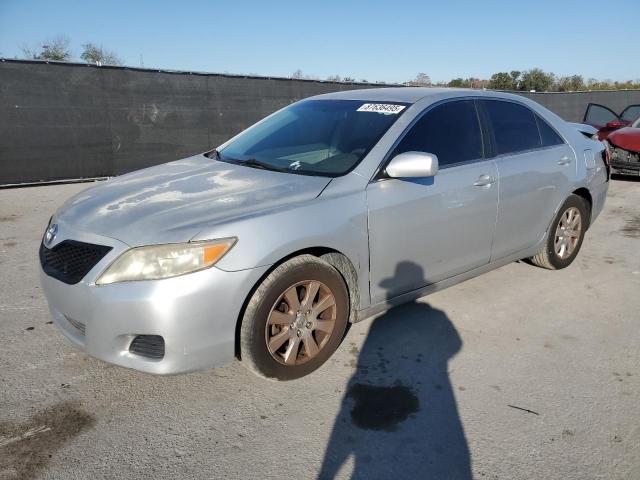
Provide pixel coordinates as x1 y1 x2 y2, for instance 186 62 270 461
0 178 639 480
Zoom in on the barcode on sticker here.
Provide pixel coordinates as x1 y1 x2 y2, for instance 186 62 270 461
357 103 406 114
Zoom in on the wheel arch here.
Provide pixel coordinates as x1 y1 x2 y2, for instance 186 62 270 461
233 247 359 360
542 187 593 244
572 187 593 229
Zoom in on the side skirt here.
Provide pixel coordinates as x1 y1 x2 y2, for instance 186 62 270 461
354 243 542 323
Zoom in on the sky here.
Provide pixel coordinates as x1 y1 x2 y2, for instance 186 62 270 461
0 0 637 83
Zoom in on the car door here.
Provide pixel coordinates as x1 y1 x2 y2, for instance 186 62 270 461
583 103 620 129
620 105 640 123
583 103 640 141
583 103 640 127
481 99 574 260
367 99 499 304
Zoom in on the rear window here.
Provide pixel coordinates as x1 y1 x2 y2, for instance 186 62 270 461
484 100 541 155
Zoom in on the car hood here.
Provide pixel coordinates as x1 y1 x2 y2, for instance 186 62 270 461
609 127 640 152
55 155 332 246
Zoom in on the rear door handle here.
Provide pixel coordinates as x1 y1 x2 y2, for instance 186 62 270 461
473 174 497 187
557 156 572 166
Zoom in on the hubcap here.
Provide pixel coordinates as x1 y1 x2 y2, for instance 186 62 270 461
554 207 582 259
265 280 337 366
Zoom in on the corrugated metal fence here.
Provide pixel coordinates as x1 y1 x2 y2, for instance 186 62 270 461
2 59 639 185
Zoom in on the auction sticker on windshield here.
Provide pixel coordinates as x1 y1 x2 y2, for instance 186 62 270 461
357 103 406 114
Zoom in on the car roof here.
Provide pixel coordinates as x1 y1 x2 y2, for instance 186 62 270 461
310 87 528 104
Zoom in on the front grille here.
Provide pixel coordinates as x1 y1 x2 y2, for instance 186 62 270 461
129 335 165 360
66 317 86 336
40 240 112 285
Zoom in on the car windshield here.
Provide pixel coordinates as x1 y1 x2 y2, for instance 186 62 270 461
217 99 408 176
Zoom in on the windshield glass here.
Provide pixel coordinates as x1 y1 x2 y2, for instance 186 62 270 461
218 99 408 176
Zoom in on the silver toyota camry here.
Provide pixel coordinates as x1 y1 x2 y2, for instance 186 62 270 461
39 88 609 380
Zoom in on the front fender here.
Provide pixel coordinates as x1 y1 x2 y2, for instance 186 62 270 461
192 190 371 307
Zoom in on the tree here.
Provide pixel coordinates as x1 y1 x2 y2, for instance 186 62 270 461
22 35 72 61
510 71 521 88
326 74 342 82
519 68 554 92
556 75 584 92
80 43 122 66
488 72 518 90
291 69 303 79
408 73 431 86
446 77 486 89
343 76 355 82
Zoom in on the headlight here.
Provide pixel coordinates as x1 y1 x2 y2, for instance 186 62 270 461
96 238 236 285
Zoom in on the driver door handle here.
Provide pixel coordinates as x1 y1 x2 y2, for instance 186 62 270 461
473 174 497 187
557 156 572 166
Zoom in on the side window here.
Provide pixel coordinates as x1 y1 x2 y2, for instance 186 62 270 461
621 105 640 123
393 100 483 167
583 103 618 127
484 100 541 155
536 115 564 147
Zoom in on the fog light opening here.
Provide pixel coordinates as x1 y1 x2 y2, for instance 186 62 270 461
129 335 165 360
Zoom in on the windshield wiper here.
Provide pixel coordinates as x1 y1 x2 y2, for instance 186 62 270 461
205 149 219 160
211 151 295 174
238 158 289 173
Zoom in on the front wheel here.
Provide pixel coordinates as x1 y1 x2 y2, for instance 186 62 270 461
529 194 589 270
239 255 349 380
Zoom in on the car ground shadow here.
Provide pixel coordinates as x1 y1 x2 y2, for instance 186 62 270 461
611 174 640 183
318 262 471 479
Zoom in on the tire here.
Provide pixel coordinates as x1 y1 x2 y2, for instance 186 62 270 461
239 254 350 380
529 194 589 270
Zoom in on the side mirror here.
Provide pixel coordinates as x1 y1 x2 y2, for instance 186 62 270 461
605 120 624 129
386 151 439 178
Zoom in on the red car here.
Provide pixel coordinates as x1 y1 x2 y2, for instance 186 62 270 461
584 103 640 176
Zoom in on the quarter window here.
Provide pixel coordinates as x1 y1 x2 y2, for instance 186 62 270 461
536 115 564 147
393 100 483 167
484 100 541 155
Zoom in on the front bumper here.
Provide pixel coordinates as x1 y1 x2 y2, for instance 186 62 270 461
39 228 269 374
610 145 640 176
611 161 640 176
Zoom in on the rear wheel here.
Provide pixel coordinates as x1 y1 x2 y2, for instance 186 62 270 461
529 194 589 270
239 255 349 380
